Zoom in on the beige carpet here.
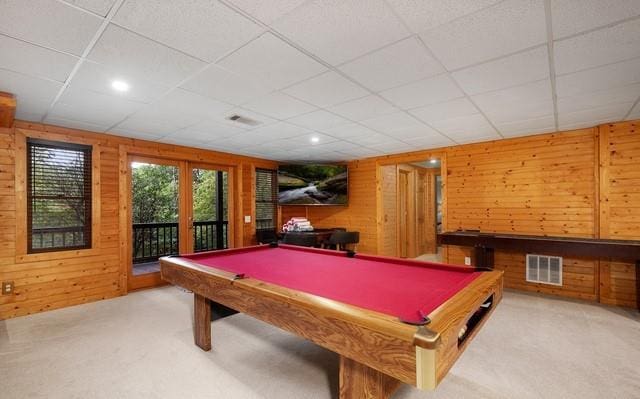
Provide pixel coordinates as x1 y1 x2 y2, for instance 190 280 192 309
1 287 639 399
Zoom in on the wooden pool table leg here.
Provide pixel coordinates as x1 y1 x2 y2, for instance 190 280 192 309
194 293 211 351
339 356 402 399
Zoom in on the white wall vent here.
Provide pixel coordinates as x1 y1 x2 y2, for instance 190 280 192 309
526 254 562 286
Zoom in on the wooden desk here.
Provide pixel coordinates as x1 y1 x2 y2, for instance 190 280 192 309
438 231 640 310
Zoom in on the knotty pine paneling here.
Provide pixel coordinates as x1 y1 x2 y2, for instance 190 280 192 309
599 121 638 307
0 122 275 319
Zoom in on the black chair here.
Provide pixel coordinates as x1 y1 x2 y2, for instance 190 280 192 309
282 233 318 247
328 231 360 251
256 229 278 245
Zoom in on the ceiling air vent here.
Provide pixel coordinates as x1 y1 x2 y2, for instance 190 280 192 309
226 114 261 126
526 254 562 286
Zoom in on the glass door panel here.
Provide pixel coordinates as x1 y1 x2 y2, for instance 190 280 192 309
191 167 228 252
129 157 180 289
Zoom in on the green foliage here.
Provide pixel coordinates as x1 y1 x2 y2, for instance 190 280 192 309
192 169 218 222
132 164 179 223
279 165 345 182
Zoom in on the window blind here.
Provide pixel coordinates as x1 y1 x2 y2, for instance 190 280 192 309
255 168 277 231
27 138 92 253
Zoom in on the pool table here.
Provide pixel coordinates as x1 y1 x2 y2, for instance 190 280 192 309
160 244 503 399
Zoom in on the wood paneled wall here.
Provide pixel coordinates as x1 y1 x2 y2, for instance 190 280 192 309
598 121 639 307
0 121 276 319
279 121 638 308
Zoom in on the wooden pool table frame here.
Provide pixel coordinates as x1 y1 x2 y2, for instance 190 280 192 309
160 245 503 399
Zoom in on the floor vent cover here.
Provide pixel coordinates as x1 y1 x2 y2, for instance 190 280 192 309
526 254 562 286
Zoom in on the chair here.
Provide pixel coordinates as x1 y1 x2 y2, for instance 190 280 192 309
256 229 278 245
328 231 360 251
282 233 318 247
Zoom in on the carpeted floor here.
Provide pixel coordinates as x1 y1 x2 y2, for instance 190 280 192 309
1 286 638 399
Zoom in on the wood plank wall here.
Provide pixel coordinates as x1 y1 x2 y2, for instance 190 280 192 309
0 121 276 319
599 121 639 307
279 121 638 307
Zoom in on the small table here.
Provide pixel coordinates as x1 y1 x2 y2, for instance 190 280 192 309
279 228 336 247
161 244 503 398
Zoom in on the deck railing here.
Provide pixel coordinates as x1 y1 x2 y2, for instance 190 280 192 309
132 221 228 263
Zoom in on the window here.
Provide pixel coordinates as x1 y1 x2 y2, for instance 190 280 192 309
27 139 92 253
255 168 277 231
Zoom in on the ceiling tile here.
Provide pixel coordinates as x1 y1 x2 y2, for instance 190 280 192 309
554 19 640 75
495 115 556 137
387 0 503 33
66 0 117 17
287 132 339 146
556 58 640 98
420 0 546 70
0 34 78 82
149 88 234 121
272 0 409 65
628 103 640 120
89 24 205 87
14 97 52 122
180 65 272 105
50 87 145 127
218 33 327 90
452 46 549 96
287 110 350 131
379 74 464 109
551 0 640 39
360 112 422 133
349 132 398 146
338 37 444 92
0 0 102 55
108 127 164 140
403 134 455 149
409 98 479 124
366 140 415 154
247 121 313 141
0 68 62 108
43 116 110 133
327 95 398 122
242 91 317 120
115 113 190 136
324 123 380 140
336 146 380 158
302 140 361 152
70 60 170 103
225 0 308 25
113 0 263 62
219 108 277 129
472 79 553 123
283 71 368 107
557 84 640 114
179 119 247 140
159 135 212 146
558 103 632 130
428 113 498 140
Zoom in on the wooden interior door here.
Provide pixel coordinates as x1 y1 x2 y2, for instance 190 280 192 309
380 165 397 257
397 166 416 258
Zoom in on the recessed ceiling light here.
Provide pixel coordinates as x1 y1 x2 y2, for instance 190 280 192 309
111 80 129 92
429 159 437 164
310 136 320 143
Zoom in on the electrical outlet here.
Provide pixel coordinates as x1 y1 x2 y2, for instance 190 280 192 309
244 215 251 223
2 281 14 295
464 257 471 266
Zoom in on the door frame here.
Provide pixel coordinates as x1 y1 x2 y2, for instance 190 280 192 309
118 145 238 293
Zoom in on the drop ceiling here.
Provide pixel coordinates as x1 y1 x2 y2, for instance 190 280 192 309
1 0 640 162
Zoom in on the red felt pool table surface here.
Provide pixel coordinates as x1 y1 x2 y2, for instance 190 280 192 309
181 244 481 323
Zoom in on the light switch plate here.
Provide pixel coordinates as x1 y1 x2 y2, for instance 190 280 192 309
2 281 14 295
464 257 471 266
244 215 251 223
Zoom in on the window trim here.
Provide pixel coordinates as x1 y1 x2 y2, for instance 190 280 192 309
255 168 278 232
26 138 93 253
15 129 101 263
